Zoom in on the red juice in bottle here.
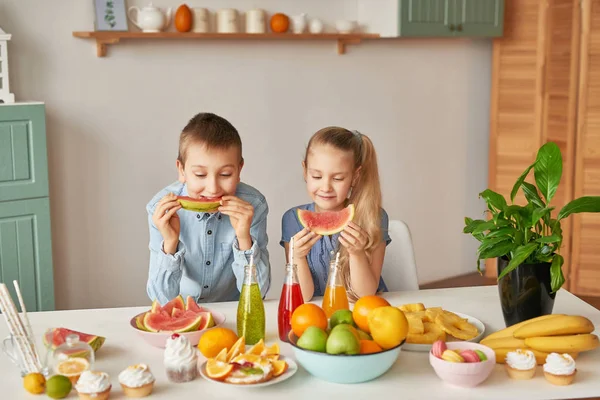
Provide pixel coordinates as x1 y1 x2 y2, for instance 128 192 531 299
277 264 304 342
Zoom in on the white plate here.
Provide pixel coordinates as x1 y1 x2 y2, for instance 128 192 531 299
402 311 486 352
199 355 298 387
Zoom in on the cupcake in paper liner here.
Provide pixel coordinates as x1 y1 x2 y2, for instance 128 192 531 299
164 334 197 383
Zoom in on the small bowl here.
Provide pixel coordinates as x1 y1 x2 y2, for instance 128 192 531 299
129 310 226 348
288 331 403 384
335 20 357 34
429 342 496 388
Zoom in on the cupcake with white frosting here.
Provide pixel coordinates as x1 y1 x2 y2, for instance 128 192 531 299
543 353 577 386
119 364 155 397
504 349 536 380
164 333 198 383
75 370 112 400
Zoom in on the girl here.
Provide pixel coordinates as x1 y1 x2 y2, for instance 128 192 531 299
280 127 390 302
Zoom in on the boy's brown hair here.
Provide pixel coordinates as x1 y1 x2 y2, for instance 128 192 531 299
177 112 243 165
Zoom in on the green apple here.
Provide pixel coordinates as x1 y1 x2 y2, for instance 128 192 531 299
326 326 361 355
297 326 328 353
329 309 356 329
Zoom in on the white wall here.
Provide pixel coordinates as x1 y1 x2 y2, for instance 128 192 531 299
2 0 490 310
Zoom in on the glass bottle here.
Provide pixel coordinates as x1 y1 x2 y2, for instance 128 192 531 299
277 262 304 342
46 333 94 385
322 252 349 318
237 261 266 345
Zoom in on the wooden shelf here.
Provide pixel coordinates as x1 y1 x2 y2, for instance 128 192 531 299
72 31 381 57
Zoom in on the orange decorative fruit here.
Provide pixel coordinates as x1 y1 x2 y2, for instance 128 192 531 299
368 306 409 350
175 4 192 32
198 327 239 358
291 303 328 337
359 339 383 354
270 13 290 33
352 295 391 333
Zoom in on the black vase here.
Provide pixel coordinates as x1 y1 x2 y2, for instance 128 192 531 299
497 256 556 327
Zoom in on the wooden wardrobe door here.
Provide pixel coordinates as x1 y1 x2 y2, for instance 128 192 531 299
572 0 600 296
539 0 580 289
486 0 546 277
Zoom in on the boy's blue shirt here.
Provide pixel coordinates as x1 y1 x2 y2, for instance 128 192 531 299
146 181 271 304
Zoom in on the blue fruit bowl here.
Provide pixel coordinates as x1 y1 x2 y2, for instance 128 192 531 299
288 331 404 384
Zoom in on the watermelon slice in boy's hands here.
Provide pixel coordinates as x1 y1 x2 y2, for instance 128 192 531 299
297 204 355 235
176 196 221 213
43 328 106 353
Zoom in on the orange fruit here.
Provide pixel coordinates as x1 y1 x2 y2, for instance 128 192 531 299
247 339 265 355
175 4 192 32
291 303 328 337
270 13 290 33
198 327 239 358
206 358 233 380
271 360 288 377
368 306 409 350
352 296 391 333
359 339 383 354
266 342 279 355
226 336 246 362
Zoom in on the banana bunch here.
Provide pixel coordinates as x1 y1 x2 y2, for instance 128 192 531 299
481 314 599 365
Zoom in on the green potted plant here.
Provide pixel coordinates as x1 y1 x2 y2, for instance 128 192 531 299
464 142 600 327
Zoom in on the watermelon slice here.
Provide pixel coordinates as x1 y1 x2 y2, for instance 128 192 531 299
297 204 355 235
185 296 205 313
177 196 221 213
158 295 185 315
135 313 149 332
43 328 105 353
144 312 204 333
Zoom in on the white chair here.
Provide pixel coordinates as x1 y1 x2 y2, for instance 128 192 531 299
381 219 419 291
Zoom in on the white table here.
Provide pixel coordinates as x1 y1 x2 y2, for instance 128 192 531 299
1 286 599 399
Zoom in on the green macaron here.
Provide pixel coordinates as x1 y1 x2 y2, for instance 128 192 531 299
474 349 487 361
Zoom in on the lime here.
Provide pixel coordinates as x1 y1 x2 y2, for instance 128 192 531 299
23 372 45 394
297 326 328 352
46 375 72 399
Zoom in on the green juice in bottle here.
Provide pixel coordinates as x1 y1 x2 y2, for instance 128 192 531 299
237 263 265 345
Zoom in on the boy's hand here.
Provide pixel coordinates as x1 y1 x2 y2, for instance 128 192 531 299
219 196 254 247
339 221 368 256
292 228 321 260
152 193 181 254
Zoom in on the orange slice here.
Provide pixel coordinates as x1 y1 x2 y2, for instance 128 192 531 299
266 354 280 361
226 336 245 362
271 360 288 377
56 357 90 377
265 343 280 356
206 359 233 380
247 339 265 356
214 348 228 362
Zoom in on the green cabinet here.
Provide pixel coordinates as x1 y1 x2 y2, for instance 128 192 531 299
0 103 54 311
399 0 504 37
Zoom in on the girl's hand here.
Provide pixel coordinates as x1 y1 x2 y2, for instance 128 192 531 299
339 222 368 256
219 195 254 241
291 228 321 260
152 193 182 250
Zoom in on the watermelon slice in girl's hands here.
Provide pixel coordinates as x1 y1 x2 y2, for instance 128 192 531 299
43 328 105 353
297 204 355 235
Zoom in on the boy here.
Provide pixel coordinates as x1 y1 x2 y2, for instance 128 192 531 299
146 112 271 304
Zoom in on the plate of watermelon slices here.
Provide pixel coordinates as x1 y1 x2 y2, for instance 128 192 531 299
130 295 226 348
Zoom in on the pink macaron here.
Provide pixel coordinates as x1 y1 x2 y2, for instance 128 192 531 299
460 349 480 363
431 340 447 359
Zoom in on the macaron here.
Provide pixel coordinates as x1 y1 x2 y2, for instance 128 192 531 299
474 349 487 361
460 349 480 363
431 340 447 359
441 349 464 363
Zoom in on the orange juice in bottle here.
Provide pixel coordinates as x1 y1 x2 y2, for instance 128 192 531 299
322 252 349 318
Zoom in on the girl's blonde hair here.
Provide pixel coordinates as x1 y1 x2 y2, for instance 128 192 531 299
304 127 383 302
